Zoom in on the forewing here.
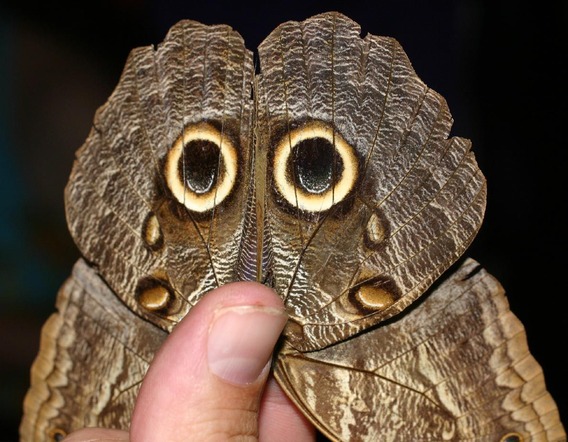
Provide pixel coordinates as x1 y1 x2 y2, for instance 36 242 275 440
256 12 486 351
65 20 254 332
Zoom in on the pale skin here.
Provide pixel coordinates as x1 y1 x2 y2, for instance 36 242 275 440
63 282 316 442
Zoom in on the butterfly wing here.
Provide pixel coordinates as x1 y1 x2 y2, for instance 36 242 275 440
64 20 254 332
275 259 566 441
20 259 167 441
256 12 486 351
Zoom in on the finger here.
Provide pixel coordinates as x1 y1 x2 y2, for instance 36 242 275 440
63 427 128 441
259 377 316 441
130 281 288 441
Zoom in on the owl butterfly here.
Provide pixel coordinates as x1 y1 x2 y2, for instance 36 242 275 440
20 11 565 442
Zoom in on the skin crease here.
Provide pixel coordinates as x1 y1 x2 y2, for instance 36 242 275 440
62 282 315 442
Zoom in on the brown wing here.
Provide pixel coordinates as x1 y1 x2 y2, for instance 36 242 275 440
64 20 254 332
20 259 167 441
256 12 486 352
275 259 566 441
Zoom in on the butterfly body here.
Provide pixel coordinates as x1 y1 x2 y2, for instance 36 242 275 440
21 12 565 442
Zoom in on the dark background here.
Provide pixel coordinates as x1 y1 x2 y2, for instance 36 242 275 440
1 1 566 440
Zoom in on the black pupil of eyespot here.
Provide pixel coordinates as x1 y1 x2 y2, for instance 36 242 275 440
292 137 341 194
503 436 521 442
180 140 220 194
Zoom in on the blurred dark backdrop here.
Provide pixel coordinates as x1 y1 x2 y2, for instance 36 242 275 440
1 1 566 440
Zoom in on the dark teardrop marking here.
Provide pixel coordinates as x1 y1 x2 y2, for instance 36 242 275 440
349 277 400 314
501 433 523 442
179 139 221 194
291 137 343 194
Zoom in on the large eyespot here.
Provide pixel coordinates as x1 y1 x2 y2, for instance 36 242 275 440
273 121 358 212
164 122 238 212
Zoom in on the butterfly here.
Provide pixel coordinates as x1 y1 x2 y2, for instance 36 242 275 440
20 11 565 442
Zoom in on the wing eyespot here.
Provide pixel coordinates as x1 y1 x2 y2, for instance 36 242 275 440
142 212 164 251
500 433 524 442
136 276 181 318
273 121 358 212
347 276 400 314
364 211 388 247
354 285 395 311
164 122 238 213
48 428 67 442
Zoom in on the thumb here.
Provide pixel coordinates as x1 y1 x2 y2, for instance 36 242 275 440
130 281 288 441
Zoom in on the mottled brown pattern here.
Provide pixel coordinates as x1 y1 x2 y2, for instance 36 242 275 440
21 12 565 442
256 14 486 352
21 260 167 441
275 259 565 441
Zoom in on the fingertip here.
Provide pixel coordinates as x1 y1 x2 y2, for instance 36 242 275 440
200 281 285 313
208 304 287 385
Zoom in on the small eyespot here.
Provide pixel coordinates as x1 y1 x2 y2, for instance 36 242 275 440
273 121 358 212
348 277 400 314
365 212 387 246
138 284 171 311
48 428 67 442
136 277 179 317
142 213 163 251
164 122 238 212
354 285 395 311
500 432 524 442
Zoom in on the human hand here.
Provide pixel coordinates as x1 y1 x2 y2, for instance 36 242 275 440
63 282 315 441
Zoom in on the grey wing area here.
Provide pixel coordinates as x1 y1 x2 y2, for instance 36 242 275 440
256 12 486 352
275 259 566 442
20 260 167 441
65 20 255 332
